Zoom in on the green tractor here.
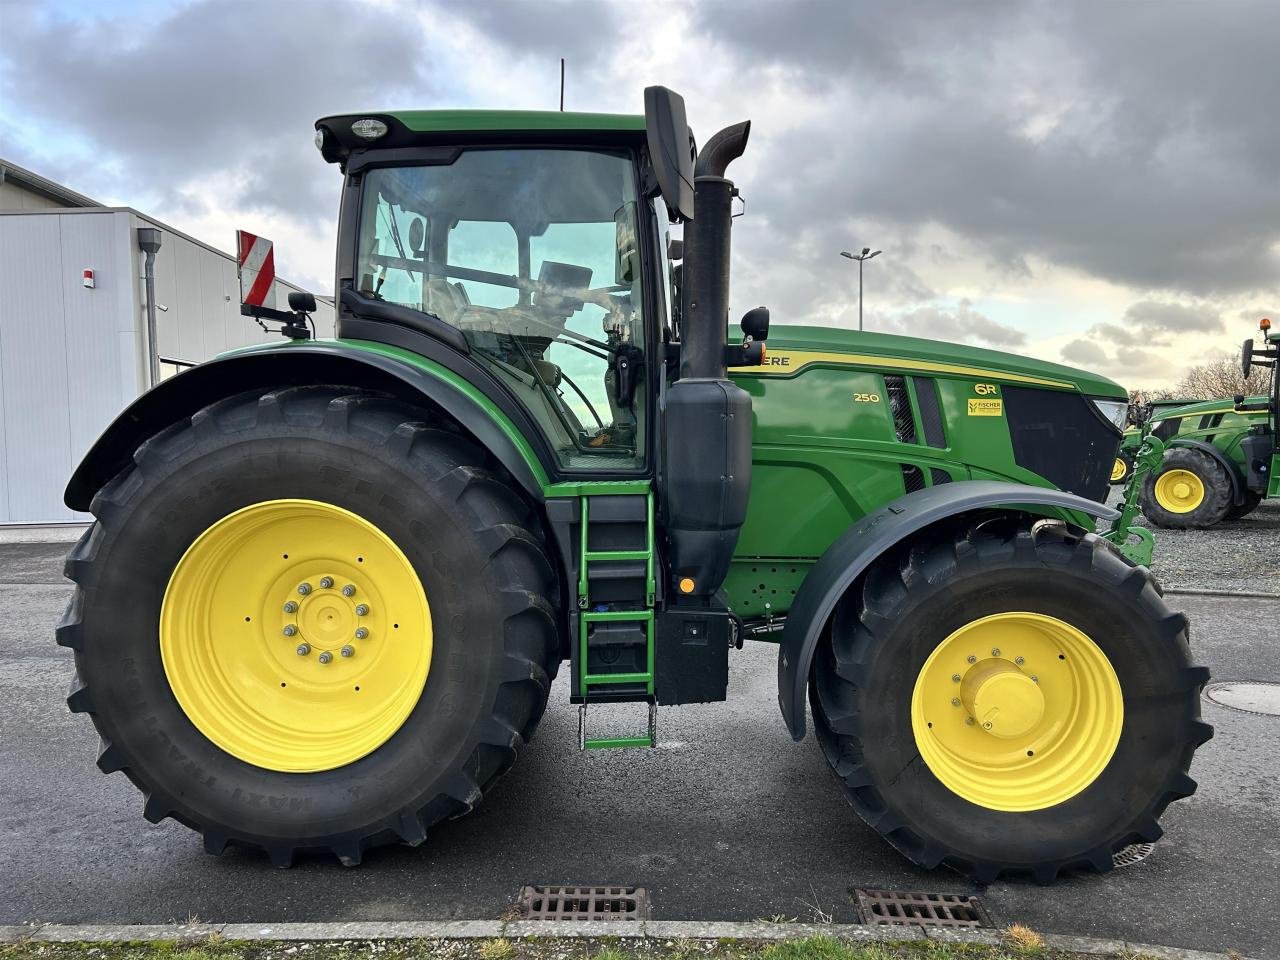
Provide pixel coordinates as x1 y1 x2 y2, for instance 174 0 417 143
1132 322 1278 528
59 89 1209 883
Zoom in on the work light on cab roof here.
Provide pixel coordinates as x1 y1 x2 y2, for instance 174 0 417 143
59 85 1210 887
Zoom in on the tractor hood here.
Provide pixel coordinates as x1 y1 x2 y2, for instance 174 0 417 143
754 324 1127 400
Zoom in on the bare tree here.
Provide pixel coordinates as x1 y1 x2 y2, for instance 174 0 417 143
1172 356 1268 400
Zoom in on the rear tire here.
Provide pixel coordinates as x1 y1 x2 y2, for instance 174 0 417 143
1139 448 1231 529
810 515 1210 884
60 386 560 866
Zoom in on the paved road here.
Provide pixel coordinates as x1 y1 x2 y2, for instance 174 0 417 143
2 541 1277 958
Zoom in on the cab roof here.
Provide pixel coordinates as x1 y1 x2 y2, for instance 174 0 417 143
315 110 646 167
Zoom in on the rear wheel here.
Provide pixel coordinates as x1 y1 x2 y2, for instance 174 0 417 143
1110 453 1133 484
810 515 1210 883
60 386 560 865
1139 448 1231 528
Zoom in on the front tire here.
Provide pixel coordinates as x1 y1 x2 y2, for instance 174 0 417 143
810 515 1210 883
1139 448 1232 529
1225 491 1264 521
60 386 560 865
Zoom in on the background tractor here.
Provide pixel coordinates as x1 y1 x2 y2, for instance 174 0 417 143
60 88 1209 884
1110 398 1195 484
1134 322 1278 528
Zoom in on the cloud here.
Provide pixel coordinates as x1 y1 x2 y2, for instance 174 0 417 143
1061 339 1108 366
880 302 1027 348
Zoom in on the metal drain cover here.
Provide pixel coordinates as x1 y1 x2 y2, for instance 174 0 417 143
1112 842 1156 868
517 886 650 921
854 889 991 928
1204 681 1280 717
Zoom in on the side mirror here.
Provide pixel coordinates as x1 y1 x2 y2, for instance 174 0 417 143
644 86 695 221
740 305 770 342
1242 338 1254 379
288 291 317 314
408 218 426 257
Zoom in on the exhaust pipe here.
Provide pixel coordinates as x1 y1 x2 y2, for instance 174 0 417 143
680 121 750 381
665 120 754 600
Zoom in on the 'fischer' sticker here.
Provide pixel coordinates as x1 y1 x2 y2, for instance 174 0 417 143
967 398 1003 416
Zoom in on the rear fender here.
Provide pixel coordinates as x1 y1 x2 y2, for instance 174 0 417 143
65 343 549 511
776 481 1119 741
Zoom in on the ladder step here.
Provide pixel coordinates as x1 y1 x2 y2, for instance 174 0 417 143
579 702 656 750
584 671 652 686
585 550 651 561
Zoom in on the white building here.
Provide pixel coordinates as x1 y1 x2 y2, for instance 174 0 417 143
0 159 334 529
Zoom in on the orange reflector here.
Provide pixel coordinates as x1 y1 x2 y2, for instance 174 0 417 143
678 577 696 594
1262 317 1272 331
760 344 767 363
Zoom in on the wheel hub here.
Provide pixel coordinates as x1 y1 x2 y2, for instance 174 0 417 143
1154 468 1205 513
960 658 1044 739
292 578 367 657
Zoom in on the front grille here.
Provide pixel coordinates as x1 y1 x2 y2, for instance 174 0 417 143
901 463 926 493
1003 387 1119 502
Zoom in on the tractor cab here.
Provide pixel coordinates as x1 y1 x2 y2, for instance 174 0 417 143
1239 317 1279 498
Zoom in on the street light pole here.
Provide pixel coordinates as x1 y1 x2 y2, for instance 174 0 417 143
840 247 881 331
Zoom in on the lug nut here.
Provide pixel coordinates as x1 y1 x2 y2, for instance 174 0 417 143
319 576 334 589
1030 675 1039 683
298 582 313 596
295 643 311 656
965 717 975 726
951 674 962 683
1015 656 1025 665
340 645 355 658
283 600 298 614
318 651 333 664
354 627 369 640
342 584 357 597
966 655 977 664
991 648 1001 657
983 721 993 730
355 604 369 616
951 697 961 707
282 624 298 637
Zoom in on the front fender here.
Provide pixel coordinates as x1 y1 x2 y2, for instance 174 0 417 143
65 341 551 511
776 481 1119 741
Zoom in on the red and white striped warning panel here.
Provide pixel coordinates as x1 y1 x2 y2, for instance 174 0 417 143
237 230 276 308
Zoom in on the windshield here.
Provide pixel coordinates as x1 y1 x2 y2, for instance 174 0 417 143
356 149 647 470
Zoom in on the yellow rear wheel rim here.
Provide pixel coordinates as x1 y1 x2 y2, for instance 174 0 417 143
911 612 1123 811
161 499 432 773
1111 457 1128 482
1154 469 1205 513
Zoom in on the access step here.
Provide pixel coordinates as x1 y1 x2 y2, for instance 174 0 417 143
578 701 657 750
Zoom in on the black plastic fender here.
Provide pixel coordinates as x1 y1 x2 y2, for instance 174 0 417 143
777 481 1120 741
65 343 547 511
1166 438 1244 505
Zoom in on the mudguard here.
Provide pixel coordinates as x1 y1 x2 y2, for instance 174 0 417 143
1166 438 1243 505
65 342 549 511
777 481 1120 741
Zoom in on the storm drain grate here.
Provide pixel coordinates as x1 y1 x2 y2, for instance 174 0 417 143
1112 842 1156 868
855 889 991 928
517 885 650 921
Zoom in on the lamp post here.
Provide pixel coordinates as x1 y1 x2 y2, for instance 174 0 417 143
840 247 881 331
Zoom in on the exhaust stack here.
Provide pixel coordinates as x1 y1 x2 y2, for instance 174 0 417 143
664 121 755 600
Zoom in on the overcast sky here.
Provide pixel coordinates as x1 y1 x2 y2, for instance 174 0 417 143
3 0 1277 389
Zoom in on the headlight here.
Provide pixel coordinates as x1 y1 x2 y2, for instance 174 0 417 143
1091 399 1128 432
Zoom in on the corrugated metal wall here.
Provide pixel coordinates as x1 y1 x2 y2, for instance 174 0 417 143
0 208 335 524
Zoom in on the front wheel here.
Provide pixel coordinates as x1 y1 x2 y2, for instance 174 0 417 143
810 515 1210 883
60 386 560 865
1139 448 1232 528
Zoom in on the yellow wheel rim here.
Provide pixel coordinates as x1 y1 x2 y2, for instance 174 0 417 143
1154 469 1205 513
910 612 1123 811
1111 457 1128 482
161 499 432 773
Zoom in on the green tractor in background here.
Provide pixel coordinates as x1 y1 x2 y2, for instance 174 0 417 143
1110 398 1195 485
1129 320 1278 528
59 88 1209 884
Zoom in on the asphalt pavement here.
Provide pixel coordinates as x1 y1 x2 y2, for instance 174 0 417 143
1 527 1277 958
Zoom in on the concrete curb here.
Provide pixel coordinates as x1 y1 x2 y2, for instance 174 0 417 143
1164 586 1280 600
0 918 1256 959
